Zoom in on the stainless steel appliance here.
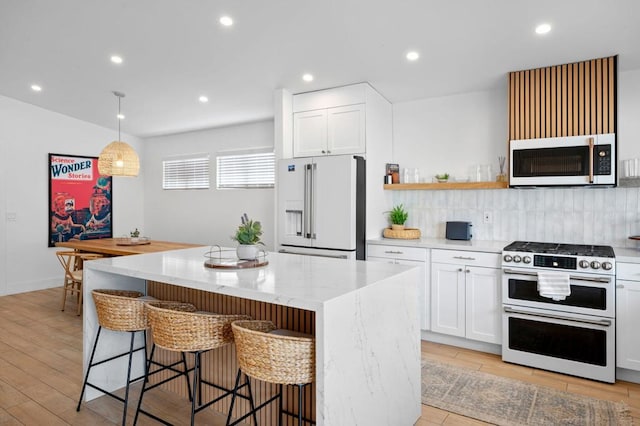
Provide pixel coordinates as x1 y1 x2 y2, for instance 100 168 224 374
277 155 365 259
501 241 616 383
509 133 616 187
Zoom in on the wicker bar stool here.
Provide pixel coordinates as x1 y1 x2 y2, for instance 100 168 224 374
227 320 316 426
134 302 252 426
77 289 196 426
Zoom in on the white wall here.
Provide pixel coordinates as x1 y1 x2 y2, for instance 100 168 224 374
393 87 508 182
0 95 144 295
389 68 640 246
142 120 275 249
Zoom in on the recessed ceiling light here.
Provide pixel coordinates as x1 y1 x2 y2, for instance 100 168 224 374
31 84 42 92
117 113 125 120
219 16 233 26
535 23 551 34
302 74 314 82
110 55 123 64
406 51 420 61
199 95 209 103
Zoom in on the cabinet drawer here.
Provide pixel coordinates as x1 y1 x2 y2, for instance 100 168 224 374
367 244 427 262
431 249 500 268
617 262 640 281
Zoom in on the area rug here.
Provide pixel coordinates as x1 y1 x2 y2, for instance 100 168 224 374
422 359 633 425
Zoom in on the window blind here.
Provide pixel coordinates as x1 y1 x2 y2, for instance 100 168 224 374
162 155 210 190
216 151 275 189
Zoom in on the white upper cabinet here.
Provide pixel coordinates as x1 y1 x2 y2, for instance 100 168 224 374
292 85 368 157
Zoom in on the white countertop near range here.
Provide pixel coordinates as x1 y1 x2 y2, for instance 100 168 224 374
367 237 510 253
613 246 640 263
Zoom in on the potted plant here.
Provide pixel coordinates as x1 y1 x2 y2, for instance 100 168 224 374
435 173 450 183
389 204 409 230
232 213 264 260
130 228 140 243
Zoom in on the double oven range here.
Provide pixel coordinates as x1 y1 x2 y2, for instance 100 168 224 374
501 241 616 383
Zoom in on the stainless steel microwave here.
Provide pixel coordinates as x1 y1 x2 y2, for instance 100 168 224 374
509 133 616 187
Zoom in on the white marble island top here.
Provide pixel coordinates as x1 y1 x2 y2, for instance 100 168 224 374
87 246 415 311
83 246 422 425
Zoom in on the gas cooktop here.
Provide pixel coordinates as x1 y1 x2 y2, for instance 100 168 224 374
503 241 615 258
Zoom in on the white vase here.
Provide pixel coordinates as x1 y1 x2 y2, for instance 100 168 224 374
236 244 259 260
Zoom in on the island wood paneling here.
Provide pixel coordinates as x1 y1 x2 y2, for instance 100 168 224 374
508 56 617 141
146 281 316 426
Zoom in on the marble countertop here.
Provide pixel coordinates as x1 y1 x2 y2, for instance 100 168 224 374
85 246 415 311
367 237 510 254
368 237 640 264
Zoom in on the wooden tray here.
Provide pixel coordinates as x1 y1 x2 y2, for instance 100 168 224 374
204 259 268 269
383 227 421 239
629 236 640 240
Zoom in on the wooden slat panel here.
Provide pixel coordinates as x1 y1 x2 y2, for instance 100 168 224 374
562 64 568 136
524 70 530 139
573 63 579 135
507 56 616 140
147 281 317 425
597 58 603 134
535 68 541 138
609 57 615 133
514 71 520 139
550 66 556 137
567 63 573 136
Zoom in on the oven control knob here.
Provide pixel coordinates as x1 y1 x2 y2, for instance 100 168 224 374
523 256 532 264
602 262 613 271
503 255 512 262
513 255 522 263
579 260 590 269
590 261 601 270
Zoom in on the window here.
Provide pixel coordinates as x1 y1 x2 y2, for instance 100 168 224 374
216 150 275 189
162 154 210 190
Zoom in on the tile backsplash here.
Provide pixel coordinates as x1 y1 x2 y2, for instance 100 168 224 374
392 187 640 248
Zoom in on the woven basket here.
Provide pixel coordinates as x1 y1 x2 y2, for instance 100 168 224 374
232 320 315 385
145 302 251 352
383 227 421 239
92 289 147 331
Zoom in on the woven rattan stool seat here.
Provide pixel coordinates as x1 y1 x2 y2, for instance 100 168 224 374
232 320 315 385
135 304 252 425
144 302 250 352
227 320 316 426
92 289 147 331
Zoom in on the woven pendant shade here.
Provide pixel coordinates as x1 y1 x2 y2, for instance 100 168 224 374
98 91 140 177
98 141 140 176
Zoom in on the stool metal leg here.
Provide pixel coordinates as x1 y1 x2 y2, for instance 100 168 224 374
190 351 201 426
182 351 193 401
77 325 103 411
279 383 284 426
297 384 304 425
121 331 136 426
226 369 242 426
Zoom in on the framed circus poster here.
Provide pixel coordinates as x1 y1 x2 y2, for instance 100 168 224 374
48 153 113 247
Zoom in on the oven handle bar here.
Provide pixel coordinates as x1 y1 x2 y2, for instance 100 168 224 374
502 268 611 283
503 306 612 327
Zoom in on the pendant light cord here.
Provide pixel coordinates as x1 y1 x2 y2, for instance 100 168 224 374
118 95 121 141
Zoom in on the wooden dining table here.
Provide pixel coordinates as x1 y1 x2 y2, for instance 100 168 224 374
55 238 203 256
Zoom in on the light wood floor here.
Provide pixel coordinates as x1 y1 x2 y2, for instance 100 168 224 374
0 288 638 425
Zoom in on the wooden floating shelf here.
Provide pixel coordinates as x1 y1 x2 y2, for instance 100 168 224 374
384 181 509 190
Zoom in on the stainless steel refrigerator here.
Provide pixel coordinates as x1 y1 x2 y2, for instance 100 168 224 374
277 155 365 259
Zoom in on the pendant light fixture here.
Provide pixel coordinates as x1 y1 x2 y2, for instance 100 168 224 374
98 91 140 176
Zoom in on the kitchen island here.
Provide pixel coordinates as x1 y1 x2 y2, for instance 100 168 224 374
82 247 421 425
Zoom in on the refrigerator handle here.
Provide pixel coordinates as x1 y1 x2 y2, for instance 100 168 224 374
310 163 317 239
304 164 312 239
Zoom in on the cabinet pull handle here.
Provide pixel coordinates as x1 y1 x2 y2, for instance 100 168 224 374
453 256 476 261
321 150 326 154
384 250 403 254
458 268 463 272
466 269 470 273
617 284 625 289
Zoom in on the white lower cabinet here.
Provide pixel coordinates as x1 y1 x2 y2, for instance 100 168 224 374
367 244 429 330
431 249 501 344
617 262 640 371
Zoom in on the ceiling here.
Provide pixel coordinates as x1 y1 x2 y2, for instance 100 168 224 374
1 0 639 138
